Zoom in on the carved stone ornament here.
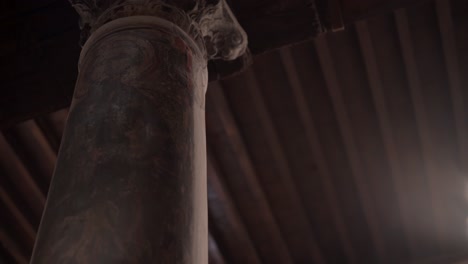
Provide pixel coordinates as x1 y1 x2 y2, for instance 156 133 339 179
69 0 248 61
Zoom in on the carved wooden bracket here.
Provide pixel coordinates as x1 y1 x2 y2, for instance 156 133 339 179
69 0 248 61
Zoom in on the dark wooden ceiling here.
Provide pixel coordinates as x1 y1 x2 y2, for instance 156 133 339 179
2 0 468 263
0 0 427 128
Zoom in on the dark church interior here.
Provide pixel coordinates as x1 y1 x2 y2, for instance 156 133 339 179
2 0 468 263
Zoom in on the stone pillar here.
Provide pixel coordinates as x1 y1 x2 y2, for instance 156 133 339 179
30 1 247 263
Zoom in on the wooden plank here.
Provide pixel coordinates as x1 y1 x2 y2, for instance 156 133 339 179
324 22 407 263
221 68 325 264
394 8 447 251
206 82 293 264
0 134 45 220
408 251 468 264
340 0 429 23
207 151 261 264
314 35 388 262
0 185 36 253
401 1 468 252
208 233 226 264
4 120 57 193
279 47 356 264
435 0 467 169
355 20 416 258
0 227 28 264
284 39 380 262
35 108 69 153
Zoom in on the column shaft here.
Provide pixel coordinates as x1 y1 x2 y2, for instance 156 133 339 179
31 16 208 263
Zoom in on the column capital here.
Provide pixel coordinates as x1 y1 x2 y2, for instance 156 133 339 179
70 0 248 61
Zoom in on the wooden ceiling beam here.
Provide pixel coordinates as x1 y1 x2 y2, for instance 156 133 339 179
396 3 468 253
208 233 227 264
395 8 447 250
207 154 261 264
0 227 28 264
222 68 325 263
11 120 57 184
314 35 387 262
340 0 429 23
279 47 356 263
34 108 70 154
435 0 467 167
206 82 293 264
0 134 45 220
355 20 417 258
0 185 36 255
